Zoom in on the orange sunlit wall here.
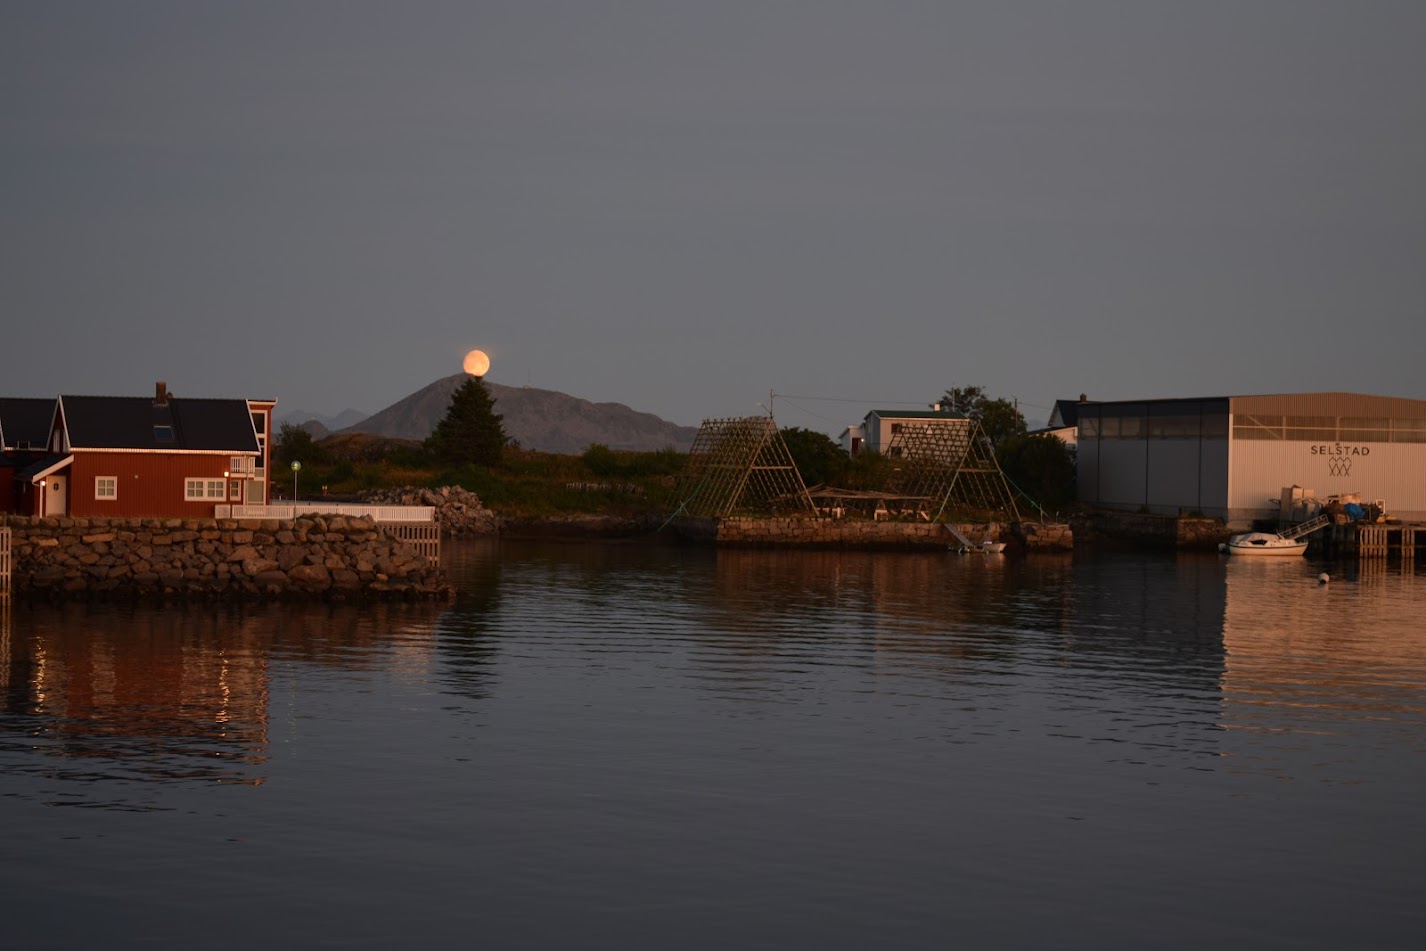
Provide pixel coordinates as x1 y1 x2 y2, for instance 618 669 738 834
67 452 248 519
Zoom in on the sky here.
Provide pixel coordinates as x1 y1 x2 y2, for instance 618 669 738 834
4 1 1424 435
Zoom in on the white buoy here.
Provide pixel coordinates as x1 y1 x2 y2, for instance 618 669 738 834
1318 573 1330 585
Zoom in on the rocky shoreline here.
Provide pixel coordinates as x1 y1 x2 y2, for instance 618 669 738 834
361 485 501 536
359 486 659 539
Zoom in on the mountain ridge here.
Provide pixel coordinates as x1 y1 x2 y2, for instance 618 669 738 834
276 407 370 431
344 375 699 454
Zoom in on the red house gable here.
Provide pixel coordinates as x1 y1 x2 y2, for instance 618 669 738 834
4 383 276 518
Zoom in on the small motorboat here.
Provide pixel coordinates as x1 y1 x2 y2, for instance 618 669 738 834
1221 532 1308 556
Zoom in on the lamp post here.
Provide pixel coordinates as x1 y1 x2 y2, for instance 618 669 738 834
291 460 301 506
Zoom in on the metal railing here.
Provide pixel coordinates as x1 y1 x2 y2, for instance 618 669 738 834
1279 514 1331 541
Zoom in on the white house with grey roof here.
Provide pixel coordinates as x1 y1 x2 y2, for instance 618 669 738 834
840 408 966 457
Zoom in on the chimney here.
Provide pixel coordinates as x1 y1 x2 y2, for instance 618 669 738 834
155 381 169 405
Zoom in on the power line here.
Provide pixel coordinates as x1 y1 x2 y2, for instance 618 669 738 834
774 393 937 406
775 397 843 425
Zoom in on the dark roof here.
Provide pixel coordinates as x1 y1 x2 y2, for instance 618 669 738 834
15 454 70 481
1048 399 1080 428
61 396 259 452
0 397 55 449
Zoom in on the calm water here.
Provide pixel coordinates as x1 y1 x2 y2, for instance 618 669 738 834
3 541 1424 949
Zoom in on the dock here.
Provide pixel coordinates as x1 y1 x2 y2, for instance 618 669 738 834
1355 523 1419 563
1316 521 1424 562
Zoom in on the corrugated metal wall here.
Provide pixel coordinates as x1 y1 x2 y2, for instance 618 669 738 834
1078 394 1426 525
1227 440 1426 523
1231 392 1426 419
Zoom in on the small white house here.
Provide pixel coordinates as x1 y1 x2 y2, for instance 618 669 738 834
1031 398 1082 447
842 408 966 457
838 423 865 456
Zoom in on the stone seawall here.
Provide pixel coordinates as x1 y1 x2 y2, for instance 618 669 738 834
676 517 1073 551
2 515 454 600
1071 511 1230 549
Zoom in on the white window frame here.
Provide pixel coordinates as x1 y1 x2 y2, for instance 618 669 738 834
95 476 118 501
185 478 227 501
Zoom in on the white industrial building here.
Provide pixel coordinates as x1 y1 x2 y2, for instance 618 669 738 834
1076 392 1426 528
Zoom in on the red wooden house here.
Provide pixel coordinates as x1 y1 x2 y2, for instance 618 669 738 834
3 383 275 518
1 397 58 514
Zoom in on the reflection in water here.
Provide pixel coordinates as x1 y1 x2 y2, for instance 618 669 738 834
1221 557 1426 783
435 538 505 701
0 600 445 807
2 541 1424 949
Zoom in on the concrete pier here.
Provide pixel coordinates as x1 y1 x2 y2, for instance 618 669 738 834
674 516 1073 551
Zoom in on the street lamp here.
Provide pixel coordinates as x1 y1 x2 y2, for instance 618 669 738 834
291 460 301 505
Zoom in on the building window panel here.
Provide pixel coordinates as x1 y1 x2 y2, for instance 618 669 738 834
1285 415 1338 430
1234 415 1284 439
95 476 117 500
1149 415 1199 439
185 478 227 501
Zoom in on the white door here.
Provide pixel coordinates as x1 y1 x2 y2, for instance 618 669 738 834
48 475 68 516
245 478 265 504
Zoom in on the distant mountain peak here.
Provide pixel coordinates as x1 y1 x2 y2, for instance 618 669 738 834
277 407 370 431
343 375 697 453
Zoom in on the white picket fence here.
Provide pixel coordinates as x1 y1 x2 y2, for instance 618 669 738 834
1 527 11 599
213 504 440 563
215 503 435 522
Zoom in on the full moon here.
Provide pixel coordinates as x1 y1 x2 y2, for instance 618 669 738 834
462 349 491 377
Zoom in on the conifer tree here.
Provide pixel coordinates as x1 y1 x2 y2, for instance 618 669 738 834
427 377 506 466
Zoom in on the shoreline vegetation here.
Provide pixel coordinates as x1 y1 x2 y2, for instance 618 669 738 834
269 379 1078 535
273 428 1079 526
275 431 1229 552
